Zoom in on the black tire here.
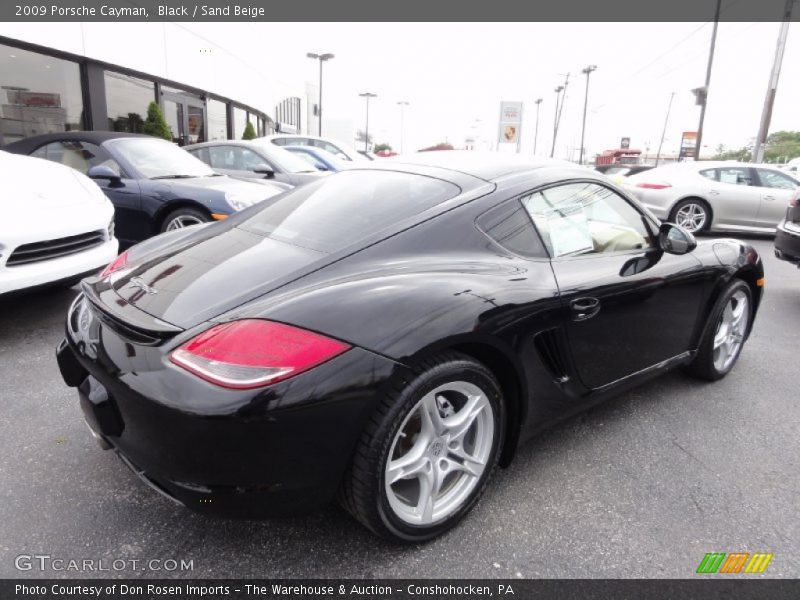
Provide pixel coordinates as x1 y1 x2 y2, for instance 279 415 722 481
685 279 752 381
669 198 712 234
339 352 505 543
159 207 211 233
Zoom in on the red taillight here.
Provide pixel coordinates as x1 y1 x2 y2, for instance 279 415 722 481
789 190 800 207
169 320 351 389
99 250 129 277
636 182 672 190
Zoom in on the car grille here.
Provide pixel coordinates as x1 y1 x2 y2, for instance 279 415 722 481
6 230 105 267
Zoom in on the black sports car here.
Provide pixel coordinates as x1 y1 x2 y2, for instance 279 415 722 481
56 152 764 542
3 132 289 245
774 188 800 266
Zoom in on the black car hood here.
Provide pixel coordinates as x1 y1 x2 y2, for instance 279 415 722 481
111 224 327 329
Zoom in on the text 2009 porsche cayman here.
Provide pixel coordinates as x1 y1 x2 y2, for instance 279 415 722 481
56 152 763 543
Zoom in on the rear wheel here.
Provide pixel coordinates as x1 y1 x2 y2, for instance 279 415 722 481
669 198 711 233
160 207 210 233
686 279 752 381
339 353 504 543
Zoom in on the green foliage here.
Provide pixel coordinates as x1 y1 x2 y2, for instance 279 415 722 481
765 130 800 163
373 143 392 153
143 102 172 141
242 121 257 140
712 146 751 161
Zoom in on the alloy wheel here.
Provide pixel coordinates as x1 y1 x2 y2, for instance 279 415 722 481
384 381 494 526
712 289 749 372
674 203 707 232
166 215 204 230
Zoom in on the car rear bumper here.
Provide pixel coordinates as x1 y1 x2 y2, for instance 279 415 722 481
774 220 800 265
55 296 400 516
0 238 117 295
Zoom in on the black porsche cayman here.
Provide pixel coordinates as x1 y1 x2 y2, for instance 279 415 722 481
56 152 764 542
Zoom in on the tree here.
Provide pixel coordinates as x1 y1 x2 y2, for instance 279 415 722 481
764 130 800 163
373 143 392 154
143 102 172 141
418 142 454 152
712 144 750 161
242 121 257 140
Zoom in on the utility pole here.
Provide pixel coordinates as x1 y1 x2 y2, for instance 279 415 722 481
551 73 570 158
397 101 409 154
579 65 597 165
656 92 676 167
359 92 377 152
533 98 542 155
693 0 722 160
306 52 334 136
753 0 794 163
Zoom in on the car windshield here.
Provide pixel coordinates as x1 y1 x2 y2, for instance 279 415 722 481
250 141 318 173
110 138 217 179
239 170 460 253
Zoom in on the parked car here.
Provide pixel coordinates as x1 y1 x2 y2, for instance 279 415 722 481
596 164 654 178
56 152 763 542
0 150 117 295
284 145 352 172
264 134 369 163
4 132 288 246
185 139 327 186
625 161 800 233
780 157 800 175
774 187 800 266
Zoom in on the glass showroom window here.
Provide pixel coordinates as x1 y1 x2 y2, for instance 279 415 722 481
207 98 228 140
0 44 84 145
105 71 155 133
233 107 247 139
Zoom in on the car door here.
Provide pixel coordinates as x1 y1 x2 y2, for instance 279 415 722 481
753 168 799 229
699 167 761 230
30 140 142 243
522 181 707 390
205 145 291 185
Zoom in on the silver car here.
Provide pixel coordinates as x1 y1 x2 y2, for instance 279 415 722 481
624 161 799 234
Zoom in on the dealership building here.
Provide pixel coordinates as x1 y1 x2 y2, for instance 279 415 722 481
0 23 315 147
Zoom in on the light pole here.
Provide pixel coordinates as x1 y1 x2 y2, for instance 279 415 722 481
579 65 597 165
551 86 564 158
306 52 334 136
533 98 542 155
359 92 377 152
397 100 409 154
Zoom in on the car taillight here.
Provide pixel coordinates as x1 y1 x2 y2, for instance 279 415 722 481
636 182 672 190
789 190 800 207
99 249 129 277
169 319 351 389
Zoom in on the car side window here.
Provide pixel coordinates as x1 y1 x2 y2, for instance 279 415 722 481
757 169 797 190
522 182 654 257
31 140 120 175
239 148 268 170
699 168 718 181
717 167 753 186
476 198 547 259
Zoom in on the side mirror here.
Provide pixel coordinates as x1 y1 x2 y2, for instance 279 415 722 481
659 222 697 255
87 165 122 185
253 164 275 178
314 162 329 171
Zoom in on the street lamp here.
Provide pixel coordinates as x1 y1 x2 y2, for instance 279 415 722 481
359 92 377 152
306 52 334 136
579 64 597 165
397 101 409 154
551 86 564 158
533 98 542 155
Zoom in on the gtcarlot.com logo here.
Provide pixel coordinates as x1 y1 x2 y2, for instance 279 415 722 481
15 554 194 572
696 552 773 574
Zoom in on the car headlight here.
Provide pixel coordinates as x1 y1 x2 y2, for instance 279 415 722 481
225 193 256 211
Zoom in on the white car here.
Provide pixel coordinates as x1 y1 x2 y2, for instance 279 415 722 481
263 134 370 163
0 150 118 295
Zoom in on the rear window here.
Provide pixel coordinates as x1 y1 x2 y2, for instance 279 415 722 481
239 170 460 253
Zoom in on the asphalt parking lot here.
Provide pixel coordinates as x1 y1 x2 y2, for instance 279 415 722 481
0 236 797 579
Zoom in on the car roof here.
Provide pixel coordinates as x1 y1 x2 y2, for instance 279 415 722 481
3 131 150 153
372 151 579 183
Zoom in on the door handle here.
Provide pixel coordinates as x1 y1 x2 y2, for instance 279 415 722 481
763 195 776 201
709 189 720 195
570 297 601 321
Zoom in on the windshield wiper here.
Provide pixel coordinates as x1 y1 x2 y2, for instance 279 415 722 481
150 174 200 180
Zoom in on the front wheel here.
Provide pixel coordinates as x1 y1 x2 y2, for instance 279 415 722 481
339 353 504 543
160 207 211 233
686 279 752 381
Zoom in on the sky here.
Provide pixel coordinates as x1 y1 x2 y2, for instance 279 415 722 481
2 19 799 160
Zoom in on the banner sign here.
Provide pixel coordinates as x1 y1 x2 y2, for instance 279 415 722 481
498 101 523 150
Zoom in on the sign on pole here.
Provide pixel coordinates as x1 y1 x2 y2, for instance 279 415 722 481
498 101 523 152
679 131 698 160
